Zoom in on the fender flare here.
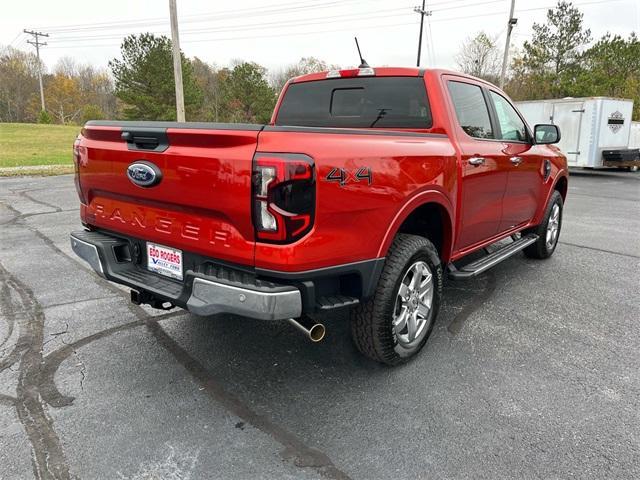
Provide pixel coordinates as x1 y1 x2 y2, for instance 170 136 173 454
533 170 568 225
376 189 455 261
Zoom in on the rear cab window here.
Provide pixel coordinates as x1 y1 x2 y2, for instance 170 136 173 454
275 77 432 129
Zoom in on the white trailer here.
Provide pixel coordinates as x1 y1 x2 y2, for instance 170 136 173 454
630 121 640 149
516 97 639 169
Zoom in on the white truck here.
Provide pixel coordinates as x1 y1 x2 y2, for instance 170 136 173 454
516 97 640 170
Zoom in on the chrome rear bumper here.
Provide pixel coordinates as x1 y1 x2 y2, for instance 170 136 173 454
70 231 301 320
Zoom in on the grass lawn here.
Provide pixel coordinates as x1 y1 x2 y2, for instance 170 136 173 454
0 123 81 168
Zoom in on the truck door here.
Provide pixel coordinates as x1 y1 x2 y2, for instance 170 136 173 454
486 90 544 232
445 78 508 251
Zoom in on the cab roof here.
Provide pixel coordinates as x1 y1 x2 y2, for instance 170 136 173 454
290 67 472 84
289 67 499 91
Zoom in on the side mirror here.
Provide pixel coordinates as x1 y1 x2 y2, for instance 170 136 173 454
534 124 560 144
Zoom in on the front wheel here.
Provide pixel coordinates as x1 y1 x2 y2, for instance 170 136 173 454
523 190 563 259
350 234 443 366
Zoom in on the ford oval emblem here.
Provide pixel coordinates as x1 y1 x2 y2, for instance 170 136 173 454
126 162 162 187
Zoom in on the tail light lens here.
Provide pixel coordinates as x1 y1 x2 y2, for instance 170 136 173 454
252 154 315 243
73 136 87 204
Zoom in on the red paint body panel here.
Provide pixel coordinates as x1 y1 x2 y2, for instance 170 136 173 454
78 126 258 265
254 130 457 271
75 68 567 273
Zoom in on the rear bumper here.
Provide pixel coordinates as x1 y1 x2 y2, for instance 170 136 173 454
70 230 302 320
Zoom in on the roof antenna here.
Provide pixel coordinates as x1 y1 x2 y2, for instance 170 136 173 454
354 37 370 68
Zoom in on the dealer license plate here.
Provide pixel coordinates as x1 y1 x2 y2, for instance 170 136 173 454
146 242 183 280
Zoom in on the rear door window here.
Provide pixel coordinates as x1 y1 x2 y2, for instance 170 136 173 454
447 81 494 139
276 77 431 129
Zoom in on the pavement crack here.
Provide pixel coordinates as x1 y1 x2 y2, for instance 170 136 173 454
558 241 640 259
0 261 73 479
40 320 145 408
145 319 352 480
0 393 18 406
18 190 63 213
72 350 86 392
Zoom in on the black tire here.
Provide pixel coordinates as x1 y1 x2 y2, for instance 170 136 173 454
523 190 563 259
350 234 443 366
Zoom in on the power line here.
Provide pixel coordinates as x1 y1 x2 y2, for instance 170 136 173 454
426 1 437 66
23 29 49 112
46 9 419 43
6 32 23 48
37 0 370 33
41 0 630 51
37 0 505 37
45 0 510 46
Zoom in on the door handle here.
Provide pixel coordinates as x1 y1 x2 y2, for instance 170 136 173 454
469 157 486 166
510 156 523 165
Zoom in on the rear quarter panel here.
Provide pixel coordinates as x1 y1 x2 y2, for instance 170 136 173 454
254 129 458 271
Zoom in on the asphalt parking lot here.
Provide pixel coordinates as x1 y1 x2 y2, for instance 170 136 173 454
1 171 639 480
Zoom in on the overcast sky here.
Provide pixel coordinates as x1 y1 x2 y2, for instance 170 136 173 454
2 0 639 74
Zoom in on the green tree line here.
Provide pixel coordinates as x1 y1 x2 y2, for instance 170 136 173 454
0 33 333 125
1 1 638 124
457 1 639 120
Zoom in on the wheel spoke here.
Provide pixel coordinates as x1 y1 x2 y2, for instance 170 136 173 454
398 283 410 300
419 274 432 297
394 307 408 332
417 301 430 317
409 266 422 291
406 310 418 341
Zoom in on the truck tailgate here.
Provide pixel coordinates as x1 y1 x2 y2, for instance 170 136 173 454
77 122 262 266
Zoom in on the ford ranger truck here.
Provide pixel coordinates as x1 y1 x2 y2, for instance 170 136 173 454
71 68 567 365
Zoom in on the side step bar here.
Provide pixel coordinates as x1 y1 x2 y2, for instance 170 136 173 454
448 234 538 280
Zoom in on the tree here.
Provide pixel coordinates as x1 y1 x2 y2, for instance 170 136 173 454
109 33 202 121
508 1 591 98
44 74 85 124
80 66 117 119
578 33 640 120
219 62 277 124
0 46 41 123
455 32 501 83
270 57 336 93
191 57 225 122
37 109 52 124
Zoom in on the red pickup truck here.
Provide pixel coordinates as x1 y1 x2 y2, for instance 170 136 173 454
71 67 567 365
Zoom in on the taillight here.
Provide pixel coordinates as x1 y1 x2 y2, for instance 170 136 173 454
73 136 87 204
252 154 315 243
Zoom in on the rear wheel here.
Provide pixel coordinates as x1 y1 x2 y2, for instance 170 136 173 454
523 190 563 259
350 234 442 365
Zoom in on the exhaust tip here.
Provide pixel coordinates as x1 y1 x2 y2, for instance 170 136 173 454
287 317 326 343
309 324 326 343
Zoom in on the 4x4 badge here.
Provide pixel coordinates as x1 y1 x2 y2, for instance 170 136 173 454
326 167 373 186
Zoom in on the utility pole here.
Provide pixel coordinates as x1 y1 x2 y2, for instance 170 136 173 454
169 0 185 122
414 1 432 67
499 0 517 89
24 29 49 111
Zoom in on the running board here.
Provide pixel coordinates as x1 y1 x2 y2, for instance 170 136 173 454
448 234 538 280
